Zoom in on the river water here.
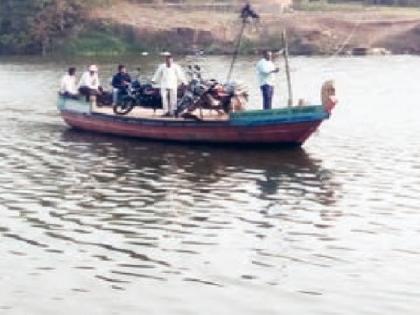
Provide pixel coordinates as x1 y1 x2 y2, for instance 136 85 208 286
0 55 419 314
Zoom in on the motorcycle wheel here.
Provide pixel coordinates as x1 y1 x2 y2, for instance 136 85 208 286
113 99 135 115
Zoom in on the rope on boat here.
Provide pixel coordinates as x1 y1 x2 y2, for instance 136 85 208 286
274 11 365 103
287 13 365 73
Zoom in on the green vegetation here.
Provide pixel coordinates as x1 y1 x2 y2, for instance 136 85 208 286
60 25 190 56
295 0 420 11
61 29 134 56
294 0 366 11
0 0 106 55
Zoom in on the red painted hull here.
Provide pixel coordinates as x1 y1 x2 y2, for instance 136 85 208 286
60 110 323 146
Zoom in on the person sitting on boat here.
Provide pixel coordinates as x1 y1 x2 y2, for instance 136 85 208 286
151 53 187 117
111 64 132 106
78 65 101 102
59 67 78 99
256 50 279 110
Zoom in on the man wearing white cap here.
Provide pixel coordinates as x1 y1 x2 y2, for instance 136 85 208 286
152 53 187 116
78 65 101 102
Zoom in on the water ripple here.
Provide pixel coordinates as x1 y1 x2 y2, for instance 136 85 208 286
1 56 420 314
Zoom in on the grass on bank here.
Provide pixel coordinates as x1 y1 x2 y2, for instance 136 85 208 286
295 0 420 14
61 30 135 56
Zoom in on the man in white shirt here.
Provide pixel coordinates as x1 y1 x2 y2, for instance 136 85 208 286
60 67 78 99
78 64 101 102
256 50 279 110
152 53 187 116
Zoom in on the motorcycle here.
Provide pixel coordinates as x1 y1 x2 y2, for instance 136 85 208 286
113 80 162 115
175 77 216 118
175 65 248 118
207 81 249 113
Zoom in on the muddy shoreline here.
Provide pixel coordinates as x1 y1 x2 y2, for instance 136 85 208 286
72 3 420 56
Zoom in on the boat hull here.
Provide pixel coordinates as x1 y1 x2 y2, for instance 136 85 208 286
57 96 330 146
60 110 325 146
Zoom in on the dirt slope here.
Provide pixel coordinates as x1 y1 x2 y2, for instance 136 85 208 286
89 2 420 54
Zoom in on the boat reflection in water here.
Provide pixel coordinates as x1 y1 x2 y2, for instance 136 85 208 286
61 129 339 212
49 129 343 286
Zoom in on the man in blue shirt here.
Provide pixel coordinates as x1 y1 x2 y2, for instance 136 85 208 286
112 64 132 105
256 51 279 110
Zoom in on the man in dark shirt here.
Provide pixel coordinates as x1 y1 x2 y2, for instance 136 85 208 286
112 64 132 105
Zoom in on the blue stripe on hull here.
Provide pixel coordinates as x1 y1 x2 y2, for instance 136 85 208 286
229 106 329 126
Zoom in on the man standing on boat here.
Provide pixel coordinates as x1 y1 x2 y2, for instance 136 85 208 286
256 50 279 110
152 53 187 117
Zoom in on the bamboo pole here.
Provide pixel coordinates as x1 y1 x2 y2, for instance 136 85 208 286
226 21 246 83
282 29 293 107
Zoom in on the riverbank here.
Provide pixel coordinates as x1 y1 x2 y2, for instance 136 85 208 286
54 1 420 56
2 0 420 56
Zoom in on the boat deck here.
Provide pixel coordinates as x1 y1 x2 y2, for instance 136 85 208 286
92 105 230 122
59 98 330 145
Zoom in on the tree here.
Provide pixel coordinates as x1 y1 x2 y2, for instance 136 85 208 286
0 0 87 54
0 0 41 53
30 0 86 55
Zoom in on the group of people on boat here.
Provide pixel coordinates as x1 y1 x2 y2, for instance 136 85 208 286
109 53 188 117
59 53 189 116
60 64 101 102
60 50 281 115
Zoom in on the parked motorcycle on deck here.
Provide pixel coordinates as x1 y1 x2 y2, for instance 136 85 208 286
175 65 248 118
113 80 162 115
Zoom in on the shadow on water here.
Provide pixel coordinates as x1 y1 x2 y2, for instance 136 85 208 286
48 129 342 287
60 128 339 207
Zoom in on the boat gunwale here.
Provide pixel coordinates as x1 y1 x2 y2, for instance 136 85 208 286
59 107 329 128
58 95 330 127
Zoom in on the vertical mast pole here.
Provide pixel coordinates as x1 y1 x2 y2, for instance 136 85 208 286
282 29 293 107
227 21 246 82
226 3 259 82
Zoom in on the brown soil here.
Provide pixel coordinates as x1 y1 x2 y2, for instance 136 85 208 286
90 2 420 54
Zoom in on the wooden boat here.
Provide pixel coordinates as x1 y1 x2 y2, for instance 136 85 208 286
58 82 337 147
